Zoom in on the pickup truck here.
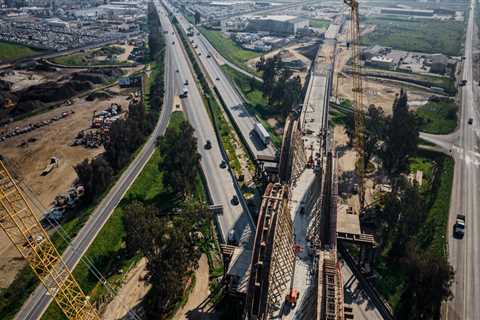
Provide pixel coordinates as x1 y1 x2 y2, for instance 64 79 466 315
453 214 465 238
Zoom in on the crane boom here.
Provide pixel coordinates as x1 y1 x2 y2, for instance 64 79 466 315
0 160 100 320
344 0 366 210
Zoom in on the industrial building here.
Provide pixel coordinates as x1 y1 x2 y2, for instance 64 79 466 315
380 8 434 17
247 15 309 35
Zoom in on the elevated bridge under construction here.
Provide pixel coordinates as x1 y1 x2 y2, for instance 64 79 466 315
242 18 383 320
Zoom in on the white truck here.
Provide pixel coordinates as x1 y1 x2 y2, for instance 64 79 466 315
254 122 271 146
181 85 188 98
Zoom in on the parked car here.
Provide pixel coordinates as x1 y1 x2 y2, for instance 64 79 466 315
220 160 227 169
231 195 239 206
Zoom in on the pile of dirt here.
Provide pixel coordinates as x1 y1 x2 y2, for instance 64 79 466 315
297 42 322 61
1 80 92 118
72 68 123 84
86 90 113 101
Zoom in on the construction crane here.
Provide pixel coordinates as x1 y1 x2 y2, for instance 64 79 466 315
344 0 366 211
0 160 100 320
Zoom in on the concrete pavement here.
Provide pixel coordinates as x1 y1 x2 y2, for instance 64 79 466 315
169 9 277 161
156 1 255 247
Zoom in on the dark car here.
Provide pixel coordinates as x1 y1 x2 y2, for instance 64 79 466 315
204 140 212 149
468 118 473 125
227 229 236 245
231 195 239 205
220 160 227 169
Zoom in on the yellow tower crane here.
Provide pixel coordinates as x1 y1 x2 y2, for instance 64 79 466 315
344 0 366 211
0 160 100 320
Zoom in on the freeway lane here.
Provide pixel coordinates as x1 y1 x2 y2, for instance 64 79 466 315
419 0 480 318
168 8 277 161
15 25 176 320
156 1 255 248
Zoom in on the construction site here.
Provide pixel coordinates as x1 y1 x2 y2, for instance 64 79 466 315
0 50 145 290
0 0 468 319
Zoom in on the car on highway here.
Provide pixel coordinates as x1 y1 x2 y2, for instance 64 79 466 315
204 140 212 149
231 195 239 206
220 160 227 169
184 80 189 86
460 80 467 86
453 214 465 238
216 77 220 81
172 41 175 45
207 54 211 58
227 229 237 245
468 118 473 125
176 69 179 73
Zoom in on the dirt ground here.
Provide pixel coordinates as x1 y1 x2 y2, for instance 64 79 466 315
333 125 376 214
102 258 151 320
0 86 132 288
174 254 214 320
333 47 431 113
0 68 80 92
247 43 313 83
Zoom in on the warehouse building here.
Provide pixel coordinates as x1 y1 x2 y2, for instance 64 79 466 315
247 15 309 35
380 8 434 17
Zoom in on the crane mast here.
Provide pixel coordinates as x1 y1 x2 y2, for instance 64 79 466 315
344 0 366 211
0 160 100 320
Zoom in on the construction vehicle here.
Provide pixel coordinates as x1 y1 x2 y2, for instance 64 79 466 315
41 157 59 176
0 160 100 319
285 288 299 308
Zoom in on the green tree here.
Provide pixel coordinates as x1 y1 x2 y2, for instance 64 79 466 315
194 11 201 25
74 157 113 201
380 89 419 178
396 247 454 320
157 120 201 197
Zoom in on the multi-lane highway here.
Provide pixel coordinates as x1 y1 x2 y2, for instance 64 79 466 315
156 0 255 248
419 0 480 318
16 2 257 318
14 17 177 320
168 7 277 161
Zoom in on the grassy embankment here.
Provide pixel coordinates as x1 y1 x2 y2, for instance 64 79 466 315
375 151 454 309
198 27 261 73
221 64 282 148
417 100 458 134
41 112 210 320
362 17 465 56
52 46 129 66
0 41 42 62
309 18 330 29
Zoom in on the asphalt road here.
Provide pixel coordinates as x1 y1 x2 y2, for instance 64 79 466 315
170 10 277 161
15 28 176 320
420 0 480 318
157 0 255 249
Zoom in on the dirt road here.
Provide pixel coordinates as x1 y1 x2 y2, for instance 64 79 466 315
102 258 151 320
174 254 213 320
